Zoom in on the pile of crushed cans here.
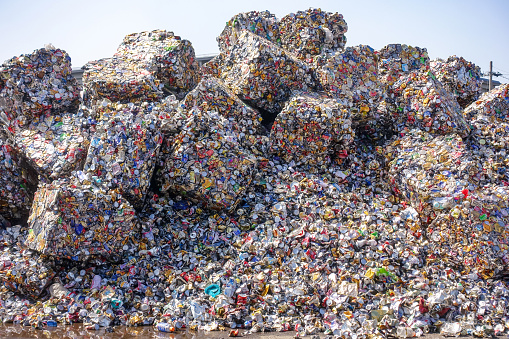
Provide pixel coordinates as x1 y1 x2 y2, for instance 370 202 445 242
0 8 508 339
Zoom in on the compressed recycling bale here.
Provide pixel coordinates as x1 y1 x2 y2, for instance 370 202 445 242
180 75 264 150
430 56 482 108
7 112 89 181
83 30 201 105
387 130 479 224
0 45 80 125
354 100 396 141
390 70 470 137
145 96 186 182
201 54 225 78
465 84 509 185
468 115 509 185
220 30 317 115
0 136 33 220
464 83 509 121
87 95 180 131
313 45 382 120
378 44 429 87
83 57 162 104
160 110 258 211
217 11 280 54
5 12 509 336
268 91 354 167
279 8 348 59
26 177 139 261
0 250 55 299
428 184 509 276
82 101 164 209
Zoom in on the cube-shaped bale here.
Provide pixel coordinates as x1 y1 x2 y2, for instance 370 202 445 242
8 112 89 181
26 178 139 261
464 84 509 185
160 110 257 211
0 250 56 299
217 11 280 54
313 45 382 121
83 30 201 104
181 76 263 149
464 83 509 121
430 56 481 108
390 70 470 137
83 101 168 209
428 184 509 273
201 54 225 78
0 46 80 123
220 30 317 115
0 136 34 220
387 131 476 222
468 115 509 183
279 8 348 59
83 57 162 104
377 44 429 87
268 91 354 167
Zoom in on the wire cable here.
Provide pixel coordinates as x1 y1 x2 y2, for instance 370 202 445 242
493 66 509 75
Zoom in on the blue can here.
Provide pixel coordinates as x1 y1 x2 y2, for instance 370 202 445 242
46 320 57 327
156 322 171 332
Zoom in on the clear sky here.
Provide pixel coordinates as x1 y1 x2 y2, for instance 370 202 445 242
1 0 508 83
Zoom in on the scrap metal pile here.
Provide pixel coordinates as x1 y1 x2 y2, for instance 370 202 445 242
0 8 508 339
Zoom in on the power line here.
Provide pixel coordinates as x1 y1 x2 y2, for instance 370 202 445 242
493 65 509 74
482 71 502 77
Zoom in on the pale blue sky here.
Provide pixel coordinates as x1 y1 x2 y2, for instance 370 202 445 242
1 0 508 82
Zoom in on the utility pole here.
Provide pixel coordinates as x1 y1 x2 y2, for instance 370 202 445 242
483 63 501 92
489 61 493 91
